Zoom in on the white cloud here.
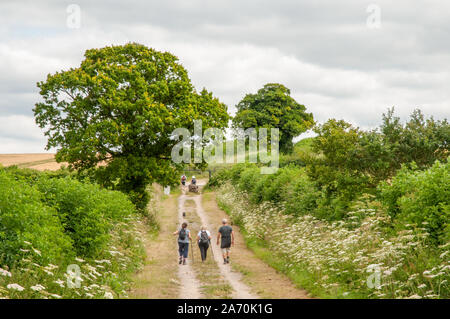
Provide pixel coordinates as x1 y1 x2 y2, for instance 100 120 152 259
0 115 49 153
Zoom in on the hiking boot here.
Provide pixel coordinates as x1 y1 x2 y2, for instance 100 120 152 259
223 258 227 264
179 257 182 265
226 257 230 264
183 258 186 265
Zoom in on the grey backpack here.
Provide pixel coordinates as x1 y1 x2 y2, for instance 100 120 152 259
200 230 209 244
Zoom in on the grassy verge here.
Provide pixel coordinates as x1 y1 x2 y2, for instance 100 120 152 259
215 182 449 299
217 199 362 299
130 186 179 299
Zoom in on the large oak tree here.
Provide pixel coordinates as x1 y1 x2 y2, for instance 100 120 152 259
34 43 229 209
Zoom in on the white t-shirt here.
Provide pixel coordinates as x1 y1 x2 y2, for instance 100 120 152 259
197 230 211 243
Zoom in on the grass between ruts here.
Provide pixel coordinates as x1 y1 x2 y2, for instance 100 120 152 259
183 197 233 299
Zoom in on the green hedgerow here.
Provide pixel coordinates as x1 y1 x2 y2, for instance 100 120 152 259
0 171 73 266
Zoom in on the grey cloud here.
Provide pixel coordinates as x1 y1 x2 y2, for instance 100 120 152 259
0 0 449 152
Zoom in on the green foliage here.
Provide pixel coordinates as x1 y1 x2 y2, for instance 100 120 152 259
279 137 314 167
210 163 329 218
307 109 450 214
232 83 314 154
381 108 449 170
0 168 138 262
35 176 134 257
217 183 449 299
208 163 252 188
309 119 371 205
2 165 73 184
210 107 449 298
34 43 229 210
379 161 450 243
0 171 73 266
0 167 147 299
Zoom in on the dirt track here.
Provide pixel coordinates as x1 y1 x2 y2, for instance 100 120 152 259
177 193 204 299
131 180 312 299
178 181 258 299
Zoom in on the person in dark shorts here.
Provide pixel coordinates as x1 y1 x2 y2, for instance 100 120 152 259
216 218 234 264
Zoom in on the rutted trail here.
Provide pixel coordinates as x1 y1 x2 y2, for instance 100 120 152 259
177 194 203 299
178 181 257 299
183 193 258 299
133 180 311 299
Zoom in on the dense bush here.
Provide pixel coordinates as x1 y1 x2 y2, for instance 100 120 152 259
0 168 137 264
35 176 134 257
2 165 72 184
210 147 449 227
308 109 449 208
0 171 73 266
381 108 449 170
0 167 146 299
208 163 251 188
210 164 330 218
308 119 372 206
379 161 449 244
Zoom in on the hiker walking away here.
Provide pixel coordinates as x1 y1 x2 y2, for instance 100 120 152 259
197 225 212 262
181 174 187 186
217 219 234 264
191 176 197 185
173 222 192 265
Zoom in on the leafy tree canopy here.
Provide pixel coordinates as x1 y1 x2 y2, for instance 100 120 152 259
232 83 314 153
308 108 449 207
34 43 229 209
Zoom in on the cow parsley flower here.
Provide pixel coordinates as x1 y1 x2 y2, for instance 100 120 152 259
31 284 46 292
0 268 12 277
7 284 25 291
104 292 114 299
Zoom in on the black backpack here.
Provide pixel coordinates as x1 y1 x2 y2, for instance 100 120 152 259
179 228 187 241
200 230 209 244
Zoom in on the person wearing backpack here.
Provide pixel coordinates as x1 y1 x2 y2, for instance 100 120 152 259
217 219 234 264
173 222 192 265
197 225 212 262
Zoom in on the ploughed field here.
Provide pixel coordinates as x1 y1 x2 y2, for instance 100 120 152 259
0 154 64 171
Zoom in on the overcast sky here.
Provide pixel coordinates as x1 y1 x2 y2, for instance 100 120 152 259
1 0 449 153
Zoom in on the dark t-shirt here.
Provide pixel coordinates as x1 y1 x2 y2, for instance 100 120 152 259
218 225 233 248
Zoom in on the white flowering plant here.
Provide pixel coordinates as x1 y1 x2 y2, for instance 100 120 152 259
216 182 449 299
